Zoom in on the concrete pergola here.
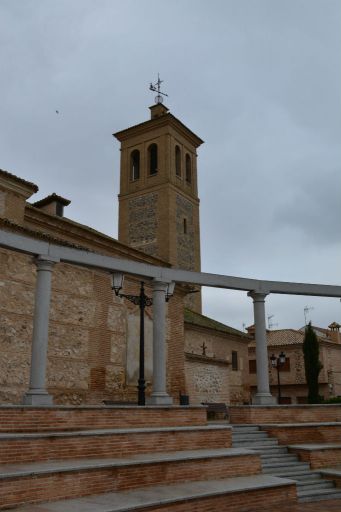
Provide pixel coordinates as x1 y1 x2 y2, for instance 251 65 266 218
1 228 340 407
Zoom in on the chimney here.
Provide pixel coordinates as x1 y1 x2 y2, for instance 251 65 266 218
246 324 256 338
32 193 71 217
328 322 341 344
149 103 169 120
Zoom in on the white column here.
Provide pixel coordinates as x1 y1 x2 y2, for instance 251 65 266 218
149 279 173 405
248 291 276 405
23 256 59 406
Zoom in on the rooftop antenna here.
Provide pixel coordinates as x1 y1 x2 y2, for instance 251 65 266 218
149 73 168 104
304 306 314 325
267 314 278 330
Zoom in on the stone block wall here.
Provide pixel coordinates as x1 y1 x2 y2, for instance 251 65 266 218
0 246 185 405
184 325 250 405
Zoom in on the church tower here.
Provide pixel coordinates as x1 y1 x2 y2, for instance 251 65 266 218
114 102 203 312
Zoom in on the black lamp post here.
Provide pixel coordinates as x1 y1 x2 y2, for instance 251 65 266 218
270 351 286 404
112 273 174 406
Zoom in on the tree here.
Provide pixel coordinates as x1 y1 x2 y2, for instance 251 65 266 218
303 322 323 403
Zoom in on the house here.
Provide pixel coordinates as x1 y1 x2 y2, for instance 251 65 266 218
248 323 341 404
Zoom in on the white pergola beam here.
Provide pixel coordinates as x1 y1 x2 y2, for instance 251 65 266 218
0 229 340 298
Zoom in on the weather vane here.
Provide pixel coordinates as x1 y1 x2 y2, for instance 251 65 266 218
149 74 168 104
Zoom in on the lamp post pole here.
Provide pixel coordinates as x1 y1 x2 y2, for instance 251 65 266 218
270 352 286 404
276 364 281 403
115 281 152 406
137 282 152 405
112 275 174 406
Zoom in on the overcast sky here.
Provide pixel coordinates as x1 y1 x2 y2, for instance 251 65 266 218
1 0 340 331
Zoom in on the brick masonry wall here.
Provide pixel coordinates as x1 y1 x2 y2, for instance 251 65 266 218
288 447 341 469
0 406 207 432
0 186 26 224
167 292 187 400
229 405 341 424
0 453 262 509
0 426 232 463
145 485 297 512
262 425 341 444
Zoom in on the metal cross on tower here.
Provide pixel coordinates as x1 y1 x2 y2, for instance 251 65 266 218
149 74 168 104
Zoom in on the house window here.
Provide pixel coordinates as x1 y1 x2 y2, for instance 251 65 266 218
185 154 192 183
148 143 158 175
175 145 181 177
232 351 238 371
130 150 140 181
183 218 187 234
249 360 257 374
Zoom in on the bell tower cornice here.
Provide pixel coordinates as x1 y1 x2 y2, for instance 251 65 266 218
114 110 204 148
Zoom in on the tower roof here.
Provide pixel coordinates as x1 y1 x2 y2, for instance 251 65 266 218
114 108 204 148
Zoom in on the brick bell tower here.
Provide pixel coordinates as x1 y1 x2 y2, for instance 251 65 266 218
114 99 203 313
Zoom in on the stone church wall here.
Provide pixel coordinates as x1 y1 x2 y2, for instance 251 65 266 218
0 245 185 405
184 325 250 405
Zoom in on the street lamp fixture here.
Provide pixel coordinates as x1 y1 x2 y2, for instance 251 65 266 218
270 351 286 404
111 272 174 406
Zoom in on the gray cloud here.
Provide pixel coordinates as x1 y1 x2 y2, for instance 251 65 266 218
0 0 340 330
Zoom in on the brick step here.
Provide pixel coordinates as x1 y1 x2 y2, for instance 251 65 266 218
231 425 260 432
233 439 279 448
294 472 326 481
254 447 288 455
0 424 232 464
232 432 269 441
261 453 298 467
0 405 207 432
262 461 308 470
265 466 312 477
0 448 261 509
298 487 341 502
5 474 297 512
296 479 334 490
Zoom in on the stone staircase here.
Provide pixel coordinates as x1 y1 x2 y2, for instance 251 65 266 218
232 424 341 502
0 405 296 511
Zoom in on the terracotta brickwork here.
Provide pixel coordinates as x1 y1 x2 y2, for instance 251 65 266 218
262 424 341 444
0 405 208 432
0 453 262 510
0 170 37 225
0 426 232 464
229 404 341 424
145 486 297 512
289 446 341 469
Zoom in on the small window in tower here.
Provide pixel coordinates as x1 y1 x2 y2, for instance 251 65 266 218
175 145 181 177
185 154 192 183
183 218 187 234
130 150 140 181
232 351 238 371
148 143 158 175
